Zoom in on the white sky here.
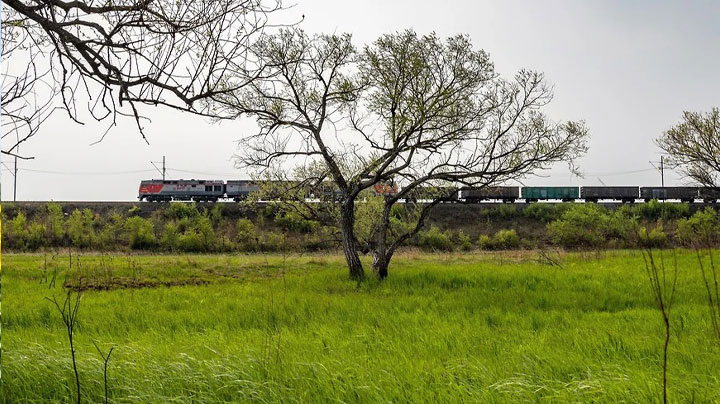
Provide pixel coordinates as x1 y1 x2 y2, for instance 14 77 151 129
2 0 719 201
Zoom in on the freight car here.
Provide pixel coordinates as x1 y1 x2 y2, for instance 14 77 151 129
521 186 579 202
640 187 699 203
404 186 460 203
699 187 720 203
461 186 519 203
581 186 639 203
312 182 343 202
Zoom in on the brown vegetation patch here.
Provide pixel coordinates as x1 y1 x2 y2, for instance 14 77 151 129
64 277 211 292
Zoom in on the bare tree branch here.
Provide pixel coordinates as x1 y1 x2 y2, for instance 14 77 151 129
2 0 289 157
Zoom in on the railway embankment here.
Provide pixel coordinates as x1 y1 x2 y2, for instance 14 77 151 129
1 200 718 252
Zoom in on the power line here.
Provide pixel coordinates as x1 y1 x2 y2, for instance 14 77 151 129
18 168 157 175
0 165 674 179
582 168 659 176
167 167 245 177
1 166 243 177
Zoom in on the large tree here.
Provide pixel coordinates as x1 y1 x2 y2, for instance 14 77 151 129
657 108 720 188
219 28 588 280
1 0 286 158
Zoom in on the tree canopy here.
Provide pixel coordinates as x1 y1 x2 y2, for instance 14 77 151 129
657 108 720 187
219 28 589 279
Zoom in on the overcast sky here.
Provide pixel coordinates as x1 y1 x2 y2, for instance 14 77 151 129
2 0 719 201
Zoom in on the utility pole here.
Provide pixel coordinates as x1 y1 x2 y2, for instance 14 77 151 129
660 155 664 188
13 155 18 202
2 159 18 201
163 155 166 181
650 157 666 188
151 156 167 180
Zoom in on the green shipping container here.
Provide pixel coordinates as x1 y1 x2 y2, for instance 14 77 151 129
521 186 579 200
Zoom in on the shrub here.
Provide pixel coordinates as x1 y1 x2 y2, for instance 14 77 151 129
164 203 199 220
172 215 218 252
176 217 193 233
605 209 638 241
523 204 561 223
262 204 278 219
457 231 474 251
547 204 635 248
635 199 690 220
236 219 258 250
67 209 96 248
274 211 317 233
676 207 720 246
639 222 668 248
547 205 605 247
206 204 224 227
177 230 206 252
259 231 286 252
99 213 125 249
124 216 156 249
498 204 519 219
493 229 520 249
303 227 335 251
128 205 142 216
27 222 47 250
194 216 217 251
477 229 520 250
419 226 453 251
1 203 18 221
46 202 65 243
477 234 493 250
8 211 29 250
161 222 180 250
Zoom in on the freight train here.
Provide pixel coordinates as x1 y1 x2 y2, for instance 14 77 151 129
138 179 720 203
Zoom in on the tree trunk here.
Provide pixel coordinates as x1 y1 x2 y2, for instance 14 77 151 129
340 200 364 280
372 249 390 280
371 203 392 280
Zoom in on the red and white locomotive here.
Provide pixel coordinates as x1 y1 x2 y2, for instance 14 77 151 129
139 179 227 202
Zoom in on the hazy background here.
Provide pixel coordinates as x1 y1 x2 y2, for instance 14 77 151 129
2 0 719 201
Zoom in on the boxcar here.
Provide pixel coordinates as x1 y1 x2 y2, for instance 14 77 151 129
581 186 639 203
461 186 519 203
521 186 579 202
699 187 720 203
311 181 343 202
404 186 459 203
226 180 260 201
139 179 224 202
640 187 699 202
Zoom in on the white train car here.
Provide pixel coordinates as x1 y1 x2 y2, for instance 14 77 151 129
226 180 260 201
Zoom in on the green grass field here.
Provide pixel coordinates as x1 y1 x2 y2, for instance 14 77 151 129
3 250 720 403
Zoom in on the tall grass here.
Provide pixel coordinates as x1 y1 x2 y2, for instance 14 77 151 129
2 251 720 403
